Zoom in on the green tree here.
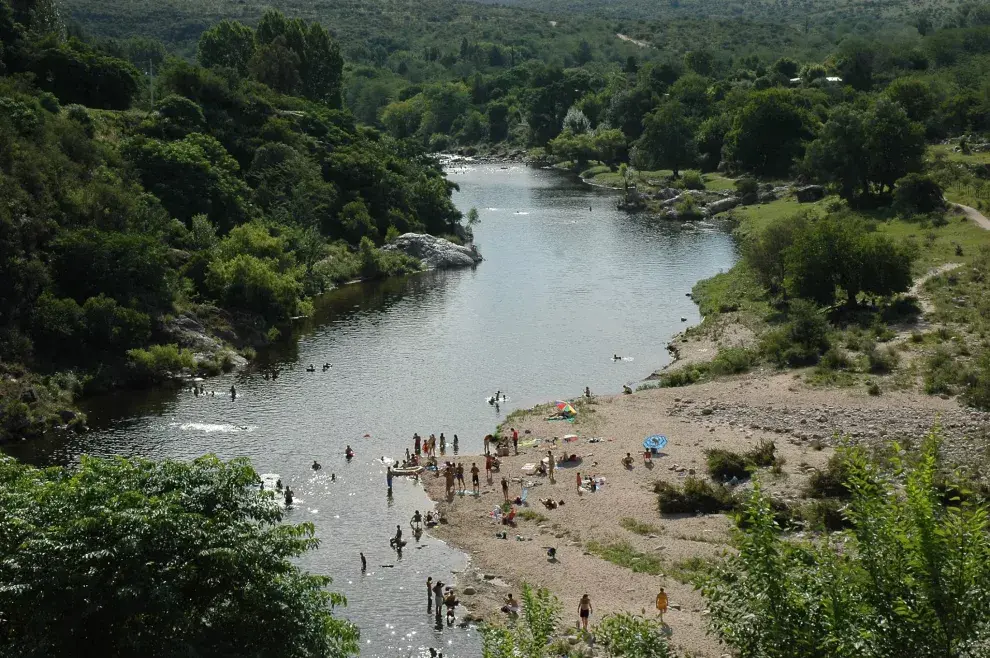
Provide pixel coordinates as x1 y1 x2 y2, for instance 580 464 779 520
883 77 937 123
684 50 716 76
702 429 990 658
635 101 696 177
743 213 808 296
197 19 256 76
864 98 925 194
804 100 924 202
723 89 813 177
123 134 252 232
785 214 914 306
0 454 359 656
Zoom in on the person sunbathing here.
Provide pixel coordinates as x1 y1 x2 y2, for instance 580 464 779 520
622 453 634 468
540 498 558 510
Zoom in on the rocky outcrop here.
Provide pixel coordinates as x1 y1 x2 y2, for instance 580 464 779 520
705 196 740 216
383 233 483 269
796 185 825 202
163 312 248 369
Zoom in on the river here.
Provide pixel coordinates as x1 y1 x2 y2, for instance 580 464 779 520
4 163 737 657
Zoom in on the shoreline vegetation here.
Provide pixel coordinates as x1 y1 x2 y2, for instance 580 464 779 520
0 6 473 443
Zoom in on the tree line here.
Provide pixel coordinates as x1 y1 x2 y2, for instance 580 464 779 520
0 1 464 437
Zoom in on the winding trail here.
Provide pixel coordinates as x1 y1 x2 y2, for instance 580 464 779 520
951 202 990 230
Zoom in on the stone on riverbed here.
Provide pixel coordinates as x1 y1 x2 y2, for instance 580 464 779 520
382 233 483 269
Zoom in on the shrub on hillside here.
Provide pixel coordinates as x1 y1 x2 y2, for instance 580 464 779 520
710 347 756 375
680 170 705 190
706 449 750 481
656 477 737 514
805 453 853 499
962 350 990 410
760 300 832 367
127 344 196 386
745 439 778 468
893 173 945 216
924 347 958 395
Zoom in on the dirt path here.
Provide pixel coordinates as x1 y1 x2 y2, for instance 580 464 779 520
616 33 650 48
951 202 990 231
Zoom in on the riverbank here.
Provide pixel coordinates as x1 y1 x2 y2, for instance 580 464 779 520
422 370 989 656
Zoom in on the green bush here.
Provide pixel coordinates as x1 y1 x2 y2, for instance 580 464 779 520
358 237 422 280
923 347 958 395
866 344 899 374
745 440 777 468
893 173 945 216
680 170 704 190
650 365 708 387
799 498 849 531
805 453 853 499
127 344 196 386
675 194 704 220
706 449 750 481
760 299 832 367
710 347 756 375
818 347 850 371
656 477 737 514
735 177 759 196
962 350 990 410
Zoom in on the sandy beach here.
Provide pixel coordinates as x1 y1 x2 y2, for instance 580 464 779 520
422 369 990 657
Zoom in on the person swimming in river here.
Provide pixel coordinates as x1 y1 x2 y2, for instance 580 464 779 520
613 354 621 360
306 364 316 372
390 524 404 549
312 460 322 471
276 478 283 490
345 445 354 459
284 487 294 505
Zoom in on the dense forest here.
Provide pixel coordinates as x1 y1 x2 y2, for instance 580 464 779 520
0 0 464 438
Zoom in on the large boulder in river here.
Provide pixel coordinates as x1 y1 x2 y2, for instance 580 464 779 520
383 233 483 269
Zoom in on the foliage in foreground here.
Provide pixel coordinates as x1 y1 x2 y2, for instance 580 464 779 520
702 428 990 658
482 583 672 657
0 455 359 657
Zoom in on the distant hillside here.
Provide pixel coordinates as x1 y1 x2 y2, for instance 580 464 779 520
62 0 832 66
463 0 972 28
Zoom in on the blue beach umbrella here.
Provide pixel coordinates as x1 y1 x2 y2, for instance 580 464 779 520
643 434 668 453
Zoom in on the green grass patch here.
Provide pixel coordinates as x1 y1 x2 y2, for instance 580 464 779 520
703 174 739 191
667 556 717 585
586 541 665 575
619 517 663 536
519 510 549 523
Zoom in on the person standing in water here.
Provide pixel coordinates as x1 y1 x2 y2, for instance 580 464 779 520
414 434 422 455
386 466 393 492
427 577 434 613
360 552 367 572
229 385 236 400
453 434 459 453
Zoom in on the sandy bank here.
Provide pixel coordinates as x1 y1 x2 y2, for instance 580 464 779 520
422 370 988 656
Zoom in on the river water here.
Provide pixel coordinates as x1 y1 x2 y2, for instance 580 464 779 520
4 164 737 657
